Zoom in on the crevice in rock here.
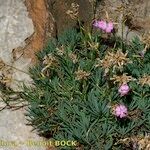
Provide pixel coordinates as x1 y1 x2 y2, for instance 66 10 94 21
13 0 55 64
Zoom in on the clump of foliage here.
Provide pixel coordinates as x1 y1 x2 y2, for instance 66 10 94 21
21 27 150 149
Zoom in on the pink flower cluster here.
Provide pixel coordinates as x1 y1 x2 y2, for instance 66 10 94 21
93 20 114 33
114 104 128 118
118 84 130 96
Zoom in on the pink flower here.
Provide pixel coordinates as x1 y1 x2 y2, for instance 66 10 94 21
118 84 130 96
97 20 107 30
114 104 128 118
105 22 113 33
93 20 114 33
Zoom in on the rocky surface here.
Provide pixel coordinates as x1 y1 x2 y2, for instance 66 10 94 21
0 0 34 91
0 0 33 91
47 0 94 35
22 0 55 63
0 108 46 150
0 0 34 65
0 0 49 150
0 0 55 91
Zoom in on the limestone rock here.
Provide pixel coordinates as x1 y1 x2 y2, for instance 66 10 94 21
0 0 55 91
0 108 46 150
0 0 34 64
9 57 34 91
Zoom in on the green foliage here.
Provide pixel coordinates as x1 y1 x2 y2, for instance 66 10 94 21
21 28 150 149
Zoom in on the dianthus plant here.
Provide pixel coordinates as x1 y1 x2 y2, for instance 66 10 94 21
21 26 150 150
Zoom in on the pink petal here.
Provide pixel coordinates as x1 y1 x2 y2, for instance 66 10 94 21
120 105 127 111
98 21 107 30
120 113 126 118
115 104 128 118
105 22 113 33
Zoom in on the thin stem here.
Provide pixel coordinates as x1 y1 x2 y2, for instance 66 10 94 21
4 63 30 75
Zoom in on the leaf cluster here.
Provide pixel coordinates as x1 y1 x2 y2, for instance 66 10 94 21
21 28 150 150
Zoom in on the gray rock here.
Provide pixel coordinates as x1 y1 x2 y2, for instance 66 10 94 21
0 0 34 91
0 1 46 150
0 0 34 64
0 108 46 150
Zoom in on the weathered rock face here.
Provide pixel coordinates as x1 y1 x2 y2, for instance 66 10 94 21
0 0 34 65
22 0 55 63
0 1 49 149
0 0 55 91
0 0 34 91
47 0 94 35
0 107 46 150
